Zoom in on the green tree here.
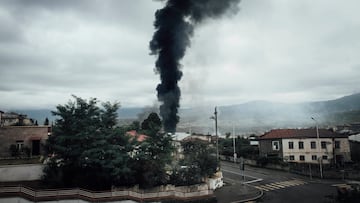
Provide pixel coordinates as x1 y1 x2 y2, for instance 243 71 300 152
125 120 140 131
133 113 174 188
43 96 135 189
172 139 218 186
44 117 49 126
140 112 162 136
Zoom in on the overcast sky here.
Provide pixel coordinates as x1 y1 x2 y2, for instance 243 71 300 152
1 0 359 110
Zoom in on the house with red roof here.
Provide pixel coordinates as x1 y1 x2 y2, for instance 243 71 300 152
126 130 148 142
258 128 351 164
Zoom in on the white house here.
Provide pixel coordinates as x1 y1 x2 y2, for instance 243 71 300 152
259 128 351 164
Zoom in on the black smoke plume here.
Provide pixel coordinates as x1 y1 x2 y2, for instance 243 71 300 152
150 0 240 133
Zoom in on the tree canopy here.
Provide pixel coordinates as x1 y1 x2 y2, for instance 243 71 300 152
171 139 218 186
43 96 135 189
43 96 174 189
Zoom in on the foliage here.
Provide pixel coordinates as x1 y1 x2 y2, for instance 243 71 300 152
9 144 30 157
141 112 162 136
43 97 174 190
127 121 140 131
132 131 174 188
43 96 136 189
9 144 18 157
44 117 49 126
171 140 218 186
219 137 259 159
256 156 284 167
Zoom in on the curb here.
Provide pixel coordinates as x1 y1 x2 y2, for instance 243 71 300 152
230 184 264 203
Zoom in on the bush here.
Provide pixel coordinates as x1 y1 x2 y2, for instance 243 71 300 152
256 156 284 167
9 144 18 157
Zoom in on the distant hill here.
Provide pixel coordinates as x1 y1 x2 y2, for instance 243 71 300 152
9 92 360 134
177 92 360 134
304 93 360 113
13 107 145 124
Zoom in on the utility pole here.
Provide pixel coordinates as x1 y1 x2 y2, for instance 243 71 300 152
210 107 219 161
312 117 323 179
215 107 218 161
233 124 237 163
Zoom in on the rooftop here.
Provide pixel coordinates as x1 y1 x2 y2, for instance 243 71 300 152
259 128 348 140
126 130 148 142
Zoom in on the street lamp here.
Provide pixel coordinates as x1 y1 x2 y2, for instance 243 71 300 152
210 107 219 161
232 124 237 163
311 117 323 179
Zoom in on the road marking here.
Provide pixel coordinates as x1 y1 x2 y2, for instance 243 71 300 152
268 183 286 188
244 179 263 184
254 186 269 191
253 179 307 192
331 183 348 187
274 181 294 187
222 168 263 183
262 184 279 190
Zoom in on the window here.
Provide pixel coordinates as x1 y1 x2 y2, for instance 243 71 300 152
300 155 305 161
288 141 294 149
16 140 24 150
322 155 328 160
312 155 317 160
272 141 280 151
321 141 326 149
299 141 304 149
335 141 340 149
289 155 295 161
311 141 316 149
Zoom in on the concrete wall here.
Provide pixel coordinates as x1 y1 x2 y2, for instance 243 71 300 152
0 126 50 157
350 140 360 162
0 164 44 181
334 138 351 162
259 139 283 158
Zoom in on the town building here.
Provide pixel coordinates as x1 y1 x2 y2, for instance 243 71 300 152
0 126 51 157
349 133 360 163
0 111 34 127
0 110 50 157
258 128 351 165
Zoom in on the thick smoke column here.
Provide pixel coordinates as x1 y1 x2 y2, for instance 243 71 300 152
150 0 240 133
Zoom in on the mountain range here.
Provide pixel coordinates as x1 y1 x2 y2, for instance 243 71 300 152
10 93 360 134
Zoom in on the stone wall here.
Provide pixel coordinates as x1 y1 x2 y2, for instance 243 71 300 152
0 126 50 157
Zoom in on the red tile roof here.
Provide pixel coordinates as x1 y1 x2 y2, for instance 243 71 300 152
259 128 348 140
126 130 148 142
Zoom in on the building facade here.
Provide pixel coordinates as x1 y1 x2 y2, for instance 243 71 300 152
259 129 351 165
0 126 51 157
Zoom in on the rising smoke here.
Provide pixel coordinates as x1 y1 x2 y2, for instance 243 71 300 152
150 0 241 133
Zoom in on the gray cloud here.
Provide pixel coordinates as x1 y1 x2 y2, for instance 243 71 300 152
0 0 359 110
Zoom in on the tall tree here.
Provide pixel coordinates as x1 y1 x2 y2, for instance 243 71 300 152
44 117 49 126
43 96 134 189
172 139 218 186
140 112 162 136
133 113 174 188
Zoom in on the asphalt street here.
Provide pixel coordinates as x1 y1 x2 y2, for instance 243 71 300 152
221 161 342 203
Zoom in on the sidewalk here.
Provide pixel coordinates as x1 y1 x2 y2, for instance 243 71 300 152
214 183 263 203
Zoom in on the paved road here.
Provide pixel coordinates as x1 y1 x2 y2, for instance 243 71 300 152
221 161 342 203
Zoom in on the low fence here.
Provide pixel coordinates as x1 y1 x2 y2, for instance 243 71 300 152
0 183 213 202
